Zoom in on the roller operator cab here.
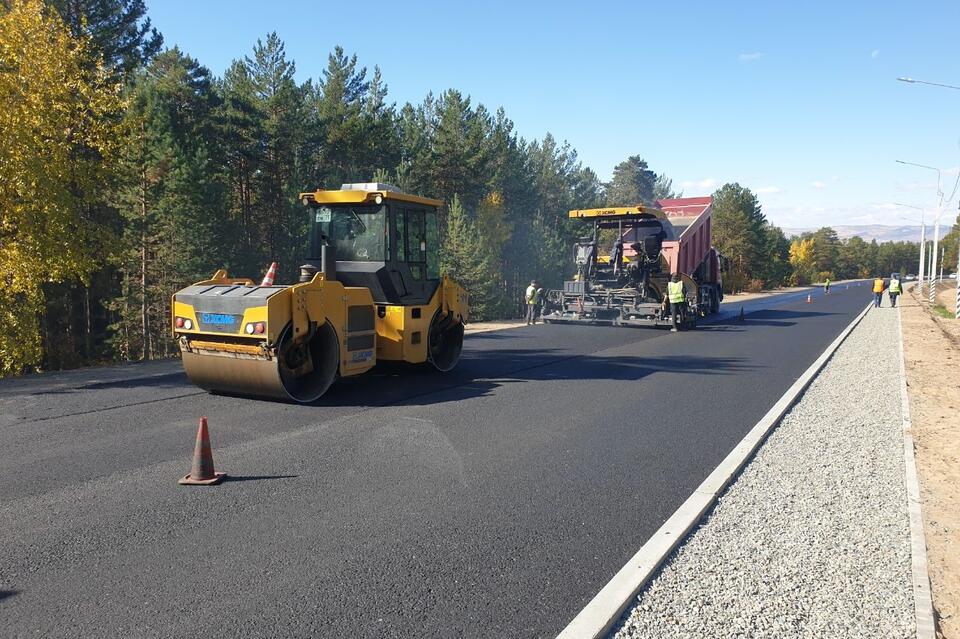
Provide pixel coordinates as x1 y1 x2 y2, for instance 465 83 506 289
171 183 468 404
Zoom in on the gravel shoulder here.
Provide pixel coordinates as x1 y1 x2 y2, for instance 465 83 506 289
610 304 914 638
901 285 960 639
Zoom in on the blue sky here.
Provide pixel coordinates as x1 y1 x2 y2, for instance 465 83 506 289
148 1 960 230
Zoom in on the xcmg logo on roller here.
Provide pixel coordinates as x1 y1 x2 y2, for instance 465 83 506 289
199 313 239 326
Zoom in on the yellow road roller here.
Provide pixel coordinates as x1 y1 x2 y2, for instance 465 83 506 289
171 183 469 403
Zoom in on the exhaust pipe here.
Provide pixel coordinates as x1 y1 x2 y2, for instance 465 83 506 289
321 243 337 282
299 244 337 283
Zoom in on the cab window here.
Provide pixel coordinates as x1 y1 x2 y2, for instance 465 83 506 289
425 213 440 279
403 209 426 280
394 211 407 262
310 204 386 261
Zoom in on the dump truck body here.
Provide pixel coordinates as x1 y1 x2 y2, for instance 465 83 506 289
543 197 722 328
172 184 468 403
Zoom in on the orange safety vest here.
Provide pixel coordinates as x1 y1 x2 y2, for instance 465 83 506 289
872 278 884 293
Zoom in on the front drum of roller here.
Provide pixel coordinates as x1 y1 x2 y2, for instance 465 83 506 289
181 322 340 403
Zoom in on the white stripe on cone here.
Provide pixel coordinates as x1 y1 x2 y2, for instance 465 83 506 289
261 262 278 286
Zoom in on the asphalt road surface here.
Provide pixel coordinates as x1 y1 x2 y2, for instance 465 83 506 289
0 284 872 638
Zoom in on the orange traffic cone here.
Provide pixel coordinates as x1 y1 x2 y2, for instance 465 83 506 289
806 293 812 303
178 417 226 485
260 261 278 286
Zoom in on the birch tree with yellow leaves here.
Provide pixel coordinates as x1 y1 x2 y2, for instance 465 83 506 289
788 237 817 285
0 0 123 374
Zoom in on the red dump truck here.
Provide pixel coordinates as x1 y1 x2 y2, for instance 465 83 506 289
543 196 723 328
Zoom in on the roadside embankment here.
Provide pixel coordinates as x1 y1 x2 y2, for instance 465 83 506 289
610 304 915 638
464 320 528 334
902 285 960 639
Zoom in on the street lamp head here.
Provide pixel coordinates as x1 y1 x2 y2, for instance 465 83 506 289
897 77 916 83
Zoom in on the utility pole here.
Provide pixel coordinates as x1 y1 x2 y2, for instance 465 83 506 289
896 161 943 304
896 76 960 317
897 204 926 295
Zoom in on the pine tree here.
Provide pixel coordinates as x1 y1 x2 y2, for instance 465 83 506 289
428 90 492 211
48 0 163 80
245 33 308 279
606 155 658 205
109 48 226 360
217 58 264 270
711 183 767 292
440 195 498 320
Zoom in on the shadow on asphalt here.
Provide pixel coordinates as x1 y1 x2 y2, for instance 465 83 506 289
304 352 754 408
30 372 188 395
223 475 299 483
706 309 839 328
0 590 18 602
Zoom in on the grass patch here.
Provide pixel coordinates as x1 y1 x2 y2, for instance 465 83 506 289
932 304 954 319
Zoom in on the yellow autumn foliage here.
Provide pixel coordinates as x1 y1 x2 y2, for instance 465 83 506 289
788 238 816 285
0 0 123 374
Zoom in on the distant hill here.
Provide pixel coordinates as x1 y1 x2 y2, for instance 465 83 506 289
782 225 922 243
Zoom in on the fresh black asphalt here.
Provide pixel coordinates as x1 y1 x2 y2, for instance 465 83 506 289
0 283 873 638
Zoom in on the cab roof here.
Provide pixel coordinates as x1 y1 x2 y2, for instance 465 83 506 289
299 183 443 208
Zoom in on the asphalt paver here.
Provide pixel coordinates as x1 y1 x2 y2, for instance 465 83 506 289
0 284 871 638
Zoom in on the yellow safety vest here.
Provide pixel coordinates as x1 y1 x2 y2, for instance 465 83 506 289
873 279 884 293
667 280 685 303
889 279 901 293
526 286 538 304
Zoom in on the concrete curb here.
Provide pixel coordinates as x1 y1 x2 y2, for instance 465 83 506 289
896 305 938 639
556 302 873 639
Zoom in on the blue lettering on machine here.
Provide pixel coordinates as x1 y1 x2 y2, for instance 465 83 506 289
200 313 239 327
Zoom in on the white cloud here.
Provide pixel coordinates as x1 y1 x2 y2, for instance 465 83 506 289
755 186 781 194
680 178 717 191
765 203 921 228
738 52 763 62
871 49 880 59
898 181 938 192
811 181 827 189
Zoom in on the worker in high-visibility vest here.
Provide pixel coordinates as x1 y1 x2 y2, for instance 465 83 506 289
888 275 902 308
667 273 686 332
525 280 540 325
872 276 886 308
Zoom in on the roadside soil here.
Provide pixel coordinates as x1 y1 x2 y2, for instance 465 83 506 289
934 280 958 315
464 320 528 334
722 285 811 304
901 284 960 639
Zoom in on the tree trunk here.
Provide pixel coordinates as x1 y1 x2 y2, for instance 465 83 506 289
84 283 92 360
140 153 151 361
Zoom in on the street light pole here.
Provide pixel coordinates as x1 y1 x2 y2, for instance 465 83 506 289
953 210 960 320
896 161 944 303
897 204 926 294
897 77 960 91
897 75 960 317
